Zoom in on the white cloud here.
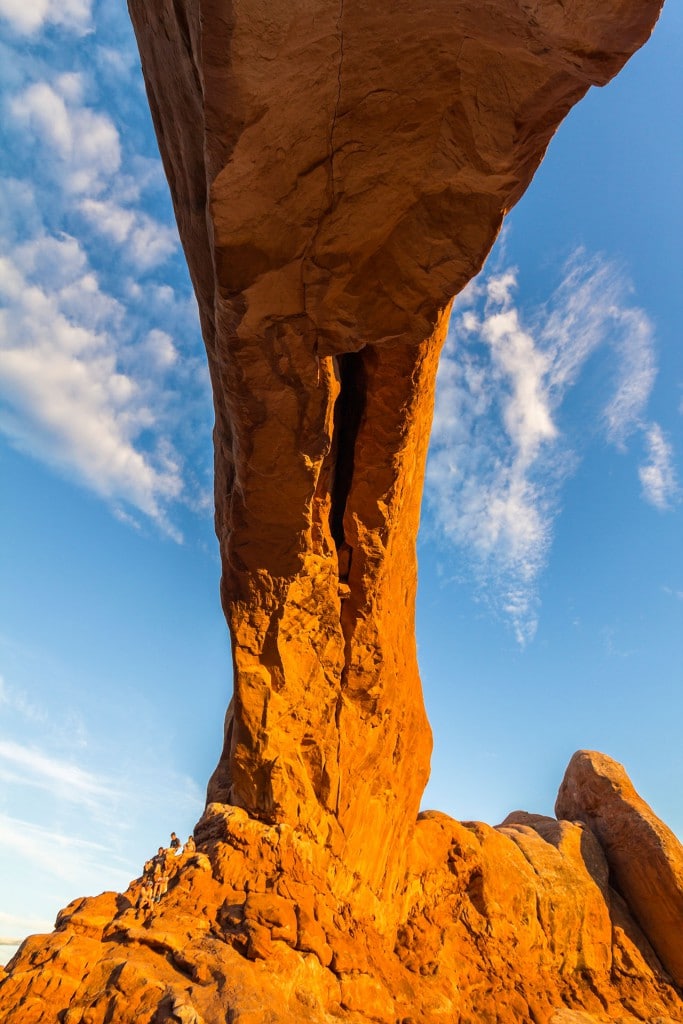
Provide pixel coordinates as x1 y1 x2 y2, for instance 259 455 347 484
10 76 120 195
426 249 664 644
0 233 183 531
0 34 213 536
78 197 177 270
96 46 137 78
0 0 92 36
639 423 679 509
0 57 209 537
142 329 178 370
603 308 657 447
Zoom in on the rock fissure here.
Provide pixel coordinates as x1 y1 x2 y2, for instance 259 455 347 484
328 350 366 570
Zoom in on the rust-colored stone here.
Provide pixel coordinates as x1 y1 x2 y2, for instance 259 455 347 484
2 1 682 1022
2 799 681 1022
556 750 683 989
128 0 667 903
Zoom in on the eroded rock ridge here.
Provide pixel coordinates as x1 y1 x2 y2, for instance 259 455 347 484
1 753 682 1022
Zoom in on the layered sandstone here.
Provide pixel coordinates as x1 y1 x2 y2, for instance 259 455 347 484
2 1 682 1022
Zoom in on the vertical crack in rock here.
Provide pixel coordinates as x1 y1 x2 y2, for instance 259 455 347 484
329 350 366 582
328 351 365 813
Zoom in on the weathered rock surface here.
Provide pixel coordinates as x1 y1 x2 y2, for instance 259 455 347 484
127 0 668 903
557 750 683 990
2 0 682 1021
1 762 682 1022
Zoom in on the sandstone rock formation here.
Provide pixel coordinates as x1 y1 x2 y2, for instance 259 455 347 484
557 750 683 990
1 755 682 1022
126 0 671 904
2 1 682 1022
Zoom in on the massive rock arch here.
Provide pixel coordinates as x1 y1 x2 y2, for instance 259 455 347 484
1 2 682 1022
128 0 668 899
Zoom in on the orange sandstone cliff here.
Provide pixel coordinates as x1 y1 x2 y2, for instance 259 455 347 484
1 1 682 1022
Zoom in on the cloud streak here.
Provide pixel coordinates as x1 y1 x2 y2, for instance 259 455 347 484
639 423 679 509
426 248 668 644
0 813 132 887
0 739 121 809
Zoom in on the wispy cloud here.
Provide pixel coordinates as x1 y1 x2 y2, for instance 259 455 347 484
426 248 670 644
0 739 121 809
639 423 679 509
0 813 131 886
0 678 203 899
0 673 47 723
0 45 210 535
0 233 184 533
0 0 92 36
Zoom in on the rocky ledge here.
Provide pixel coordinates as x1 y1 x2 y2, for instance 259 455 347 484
1 752 681 1023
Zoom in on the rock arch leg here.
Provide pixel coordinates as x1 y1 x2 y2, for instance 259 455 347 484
206 309 450 896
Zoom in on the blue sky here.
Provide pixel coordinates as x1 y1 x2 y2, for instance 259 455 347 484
0 0 681 961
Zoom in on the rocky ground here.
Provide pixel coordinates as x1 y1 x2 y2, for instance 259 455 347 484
1 752 681 1023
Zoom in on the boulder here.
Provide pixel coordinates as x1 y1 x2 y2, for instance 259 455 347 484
556 749 683 987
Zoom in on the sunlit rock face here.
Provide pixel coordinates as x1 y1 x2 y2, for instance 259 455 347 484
557 750 683 990
1 755 682 1023
2 1 682 1022
125 0 667 901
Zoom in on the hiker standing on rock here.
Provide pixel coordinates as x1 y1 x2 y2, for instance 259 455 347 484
152 856 171 905
135 877 154 918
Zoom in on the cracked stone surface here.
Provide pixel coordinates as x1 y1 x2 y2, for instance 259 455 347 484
1 1 682 1021
124 0 671 901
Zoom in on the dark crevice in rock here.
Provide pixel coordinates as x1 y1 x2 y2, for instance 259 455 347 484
329 351 366 575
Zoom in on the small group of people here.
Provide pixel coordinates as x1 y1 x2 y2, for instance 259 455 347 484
169 831 196 856
134 832 197 917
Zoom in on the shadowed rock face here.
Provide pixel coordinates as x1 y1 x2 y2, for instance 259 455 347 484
2 2 682 1023
127 0 665 901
